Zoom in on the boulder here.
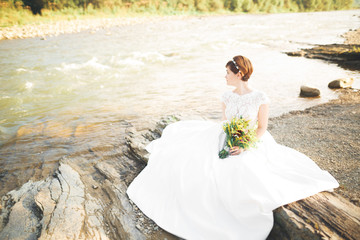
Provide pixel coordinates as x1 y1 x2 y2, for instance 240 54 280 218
328 78 354 89
300 86 320 97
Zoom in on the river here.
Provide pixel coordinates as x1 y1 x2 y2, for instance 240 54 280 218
0 10 359 196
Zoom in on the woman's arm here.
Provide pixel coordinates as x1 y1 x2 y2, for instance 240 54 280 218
256 104 269 139
221 102 227 121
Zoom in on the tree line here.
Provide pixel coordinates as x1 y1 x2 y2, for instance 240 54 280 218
1 0 354 15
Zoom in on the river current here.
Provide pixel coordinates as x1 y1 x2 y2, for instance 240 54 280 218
0 10 359 195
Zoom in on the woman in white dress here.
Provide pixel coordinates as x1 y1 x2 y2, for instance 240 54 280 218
127 55 339 240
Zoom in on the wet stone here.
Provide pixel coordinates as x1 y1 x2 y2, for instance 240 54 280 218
300 86 320 98
328 78 354 89
43 121 74 138
16 122 45 138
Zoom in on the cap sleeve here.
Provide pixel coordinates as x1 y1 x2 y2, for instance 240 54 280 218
221 91 232 105
259 91 270 105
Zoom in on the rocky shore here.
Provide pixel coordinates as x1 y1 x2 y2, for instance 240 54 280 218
286 27 360 71
0 117 181 240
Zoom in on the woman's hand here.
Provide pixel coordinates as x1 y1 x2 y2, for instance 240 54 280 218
229 146 244 155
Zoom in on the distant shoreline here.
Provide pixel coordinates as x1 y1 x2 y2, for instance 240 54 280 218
1 10 359 41
0 15 193 41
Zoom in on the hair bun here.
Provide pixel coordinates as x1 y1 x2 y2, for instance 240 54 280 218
242 74 250 81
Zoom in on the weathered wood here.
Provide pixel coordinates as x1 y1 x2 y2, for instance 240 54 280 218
268 192 360 240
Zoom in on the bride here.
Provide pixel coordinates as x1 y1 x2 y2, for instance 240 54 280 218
127 55 339 240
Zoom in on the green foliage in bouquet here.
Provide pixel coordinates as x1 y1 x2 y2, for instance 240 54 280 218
218 117 258 159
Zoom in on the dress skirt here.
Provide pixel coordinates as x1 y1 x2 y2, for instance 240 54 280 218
127 120 339 240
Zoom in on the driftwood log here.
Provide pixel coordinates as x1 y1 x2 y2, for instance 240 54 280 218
268 191 360 240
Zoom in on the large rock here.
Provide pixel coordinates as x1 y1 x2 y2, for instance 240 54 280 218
0 163 88 240
39 163 86 239
0 158 173 239
0 163 109 240
300 85 321 97
328 78 354 89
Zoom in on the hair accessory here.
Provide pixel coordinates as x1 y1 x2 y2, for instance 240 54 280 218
232 59 240 72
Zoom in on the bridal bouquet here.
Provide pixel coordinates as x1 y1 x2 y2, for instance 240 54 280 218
218 117 258 159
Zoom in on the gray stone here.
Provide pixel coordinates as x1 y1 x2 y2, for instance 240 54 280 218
0 180 45 240
125 116 180 164
0 164 88 240
39 163 86 240
328 78 354 89
84 193 109 239
49 177 61 202
34 180 56 235
300 85 320 97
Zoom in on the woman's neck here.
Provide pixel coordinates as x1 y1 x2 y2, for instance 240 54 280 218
233 82 252 95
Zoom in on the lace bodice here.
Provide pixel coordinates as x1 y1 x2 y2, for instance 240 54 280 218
222 90 270 127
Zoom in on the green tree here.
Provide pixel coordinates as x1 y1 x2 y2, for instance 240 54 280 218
22 0 45 14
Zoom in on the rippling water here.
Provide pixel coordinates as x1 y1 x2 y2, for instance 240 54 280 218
0 10 359 195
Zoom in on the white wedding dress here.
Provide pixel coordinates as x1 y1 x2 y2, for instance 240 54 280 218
127 90 339 240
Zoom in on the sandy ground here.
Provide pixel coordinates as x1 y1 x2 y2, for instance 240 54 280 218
343 28 360 44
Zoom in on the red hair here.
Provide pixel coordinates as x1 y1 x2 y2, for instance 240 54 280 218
226 55 253 81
